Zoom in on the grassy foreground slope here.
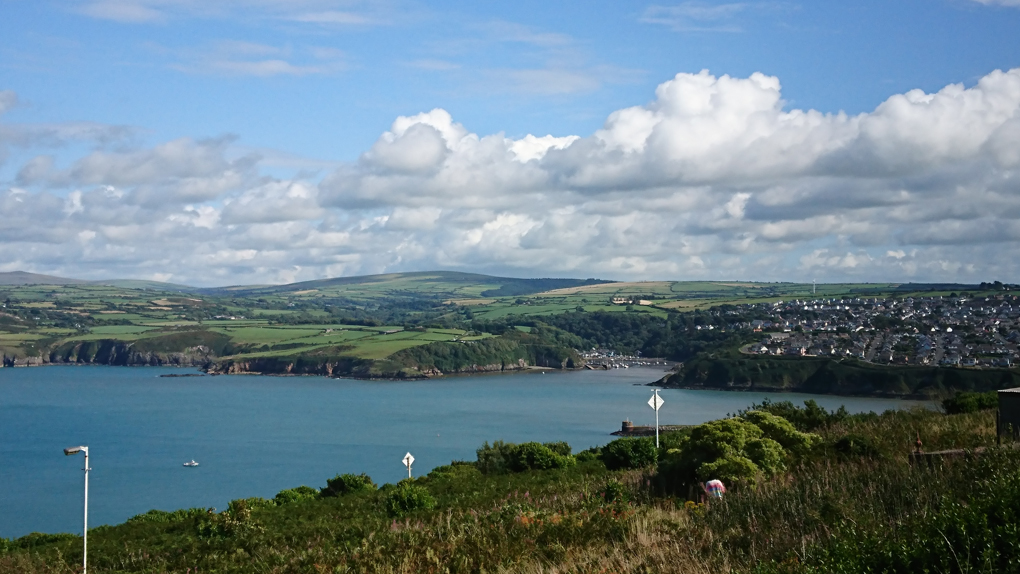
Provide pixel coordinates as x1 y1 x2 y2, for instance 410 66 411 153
1 399 1014 573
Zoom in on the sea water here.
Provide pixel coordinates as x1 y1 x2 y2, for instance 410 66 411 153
0 365 929 538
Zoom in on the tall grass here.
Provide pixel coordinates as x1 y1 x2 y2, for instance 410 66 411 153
819 406 997 455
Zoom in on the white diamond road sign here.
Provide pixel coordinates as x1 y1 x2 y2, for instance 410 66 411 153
648 393 664 411
403 452 414 467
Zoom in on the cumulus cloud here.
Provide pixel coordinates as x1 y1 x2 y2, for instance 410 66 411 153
0 89 136 170
220 181 323 224
362 111 463 174
5 68 1020 285
15 136 259 206
510 135 580 162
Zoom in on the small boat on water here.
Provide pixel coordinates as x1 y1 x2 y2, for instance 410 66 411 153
183 460 199 467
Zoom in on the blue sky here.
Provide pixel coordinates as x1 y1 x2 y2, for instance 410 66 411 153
2 0 1020 285
5 1 1019 159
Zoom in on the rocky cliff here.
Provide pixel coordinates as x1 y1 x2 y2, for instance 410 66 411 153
1 330 234 369
0 339 218 368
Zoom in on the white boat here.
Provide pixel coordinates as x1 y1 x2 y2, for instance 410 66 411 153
183 460 199 467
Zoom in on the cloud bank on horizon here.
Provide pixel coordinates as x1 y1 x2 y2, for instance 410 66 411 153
3 67 1020 286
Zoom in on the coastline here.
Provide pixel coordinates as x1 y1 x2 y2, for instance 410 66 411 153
0 358 583 381
0 359 943 402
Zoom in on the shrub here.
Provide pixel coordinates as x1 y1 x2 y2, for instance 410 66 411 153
322 473 377 497
942 390 997 414
744 437 786 476
695 453 760 485
742 410 820 456
657 417 782 491
543 441 572 456
274 485 319 505
227 497 274 514
739 398 849 431
660 429 692 451
385 484 436 517
198 498 268 539
476 440 516 474
126 508 210 524
601 479 628 504
477 441 575 473
832 433 882 459
507 442 576 472
427 462 480 481
601 437 658 470
8 533 77 550
575 449 600 463
684 418 763 463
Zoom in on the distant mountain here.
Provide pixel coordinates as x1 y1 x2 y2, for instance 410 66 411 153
0 271 89 286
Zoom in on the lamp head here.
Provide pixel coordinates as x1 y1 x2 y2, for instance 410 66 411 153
64 446 87 456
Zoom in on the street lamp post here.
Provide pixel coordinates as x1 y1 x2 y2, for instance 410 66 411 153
63 446 89 574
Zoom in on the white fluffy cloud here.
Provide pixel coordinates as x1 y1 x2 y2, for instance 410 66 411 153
4 68 1020 285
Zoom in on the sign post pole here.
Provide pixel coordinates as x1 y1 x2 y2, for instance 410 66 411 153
647 390 664 448
402 452 415 479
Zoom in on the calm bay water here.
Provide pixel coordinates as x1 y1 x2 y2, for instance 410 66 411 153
0 365 928 538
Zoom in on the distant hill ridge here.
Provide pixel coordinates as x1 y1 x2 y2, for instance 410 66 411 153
0 271 90 286
0 271 194 291
0 270 611 297
0 270 982 295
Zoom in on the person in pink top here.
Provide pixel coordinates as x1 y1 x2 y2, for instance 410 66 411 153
702 479 726 501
